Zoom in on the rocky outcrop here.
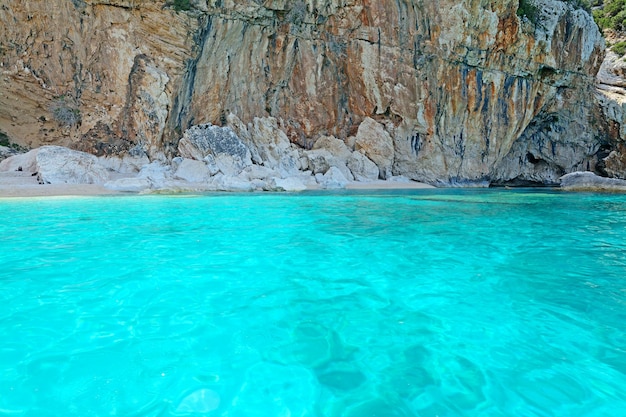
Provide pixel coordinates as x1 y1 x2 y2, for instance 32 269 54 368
560 171 626 191
176 0 606 185
593 31 626 181
0 0 199 155
0 1 612 186
0 145 110 184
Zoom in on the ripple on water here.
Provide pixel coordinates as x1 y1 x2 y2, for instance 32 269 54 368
1 191 626 416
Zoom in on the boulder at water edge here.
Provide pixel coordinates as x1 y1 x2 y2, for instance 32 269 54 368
560 171 626 191
4 146 111 184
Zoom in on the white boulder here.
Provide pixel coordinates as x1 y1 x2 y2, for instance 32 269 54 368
312 135 353 160
318 166 349 189
560 171 626 191
249 117 300 176
268 177 307 192
174 158 211 183
354 117 395 179
0 148 39 173
347 151 379 181
35 146 110 184
178 123 252 176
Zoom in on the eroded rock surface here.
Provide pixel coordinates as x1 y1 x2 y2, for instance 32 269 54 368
0 0 615 185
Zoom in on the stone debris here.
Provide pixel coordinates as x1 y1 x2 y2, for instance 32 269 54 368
0 120 434 194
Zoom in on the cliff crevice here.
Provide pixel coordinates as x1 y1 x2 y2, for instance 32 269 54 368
0 0 617 185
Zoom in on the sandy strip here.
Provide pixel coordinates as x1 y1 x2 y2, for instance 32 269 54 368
0 172 120 198
0 171 435 198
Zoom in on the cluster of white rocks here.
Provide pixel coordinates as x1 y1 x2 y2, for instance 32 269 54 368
0 117 418 193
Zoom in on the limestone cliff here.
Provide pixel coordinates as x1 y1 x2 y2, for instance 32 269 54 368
0 0 611 185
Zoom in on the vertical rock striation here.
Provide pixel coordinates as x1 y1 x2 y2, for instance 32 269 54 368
0 0 199 157
0 0 609 185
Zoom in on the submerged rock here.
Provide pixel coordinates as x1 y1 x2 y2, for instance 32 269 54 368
176 388 220 414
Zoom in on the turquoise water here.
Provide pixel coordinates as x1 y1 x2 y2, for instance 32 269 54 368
1 189 625 417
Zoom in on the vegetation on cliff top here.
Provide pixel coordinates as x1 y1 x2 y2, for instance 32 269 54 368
593 0 626 31
517 0 593 22
517 0 626 55
169 0 191 12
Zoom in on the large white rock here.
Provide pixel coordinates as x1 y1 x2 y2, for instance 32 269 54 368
227 113 264 164
178 124 252 176
98 154 150 174
0 148 39 172
303 149 354 181
268 176 307 192
249 117 300 176
354 117 394 179
35 146 110 184
347 151 379 181
210 174 255 192
138 161 173 182
304 149 332 174
318 166 349 189
240 164 280 181
174 158 211 183
212 153 248 176
560 171 626 191
312 135 353 160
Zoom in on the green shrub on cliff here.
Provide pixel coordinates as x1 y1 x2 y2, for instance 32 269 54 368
593 0 626 31
172 0 191 12
517 0 540 22
49 95 81 127
0 131 10 147
612 40 626 54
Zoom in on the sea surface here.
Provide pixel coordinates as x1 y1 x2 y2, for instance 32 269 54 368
1 189 625 417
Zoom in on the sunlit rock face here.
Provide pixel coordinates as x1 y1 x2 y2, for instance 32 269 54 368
0 0 608 185
0 0 199 159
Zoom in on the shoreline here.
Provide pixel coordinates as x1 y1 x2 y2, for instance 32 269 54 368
0 171 435 198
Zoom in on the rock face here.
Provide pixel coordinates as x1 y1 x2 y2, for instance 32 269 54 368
594 33 626 181
0 0 614 185
0 0 199 156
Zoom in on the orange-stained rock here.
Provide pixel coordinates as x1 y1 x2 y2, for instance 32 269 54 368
0 0 612 184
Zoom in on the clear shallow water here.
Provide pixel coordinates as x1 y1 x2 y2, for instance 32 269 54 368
1 189 625 417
